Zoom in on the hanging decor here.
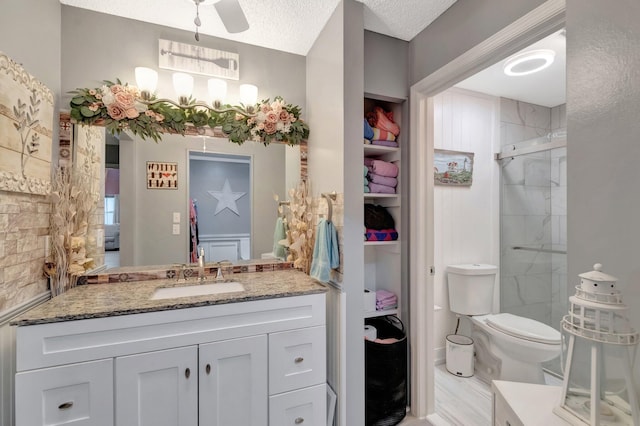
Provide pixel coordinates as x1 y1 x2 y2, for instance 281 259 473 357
69 78 309 146
208 178 246 215
147 161 178 189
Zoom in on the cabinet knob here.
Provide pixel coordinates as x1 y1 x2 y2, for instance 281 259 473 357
206 364 211 375
185 367 191 379
294 357 304 364
58 401 74 410
294 417 304 424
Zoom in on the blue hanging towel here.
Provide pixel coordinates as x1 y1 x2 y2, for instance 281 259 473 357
272 217 288 259
310 218 340 283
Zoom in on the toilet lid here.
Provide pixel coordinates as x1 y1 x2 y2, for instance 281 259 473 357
486 313 561 344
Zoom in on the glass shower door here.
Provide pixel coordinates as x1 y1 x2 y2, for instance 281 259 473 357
498 132 567 376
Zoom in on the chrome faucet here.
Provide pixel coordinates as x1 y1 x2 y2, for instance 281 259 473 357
198 248 206 282
175 264 188 282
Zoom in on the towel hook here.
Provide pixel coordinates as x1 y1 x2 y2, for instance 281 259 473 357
321 192 337 223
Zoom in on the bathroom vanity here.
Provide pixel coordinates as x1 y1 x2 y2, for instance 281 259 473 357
12 269 327 426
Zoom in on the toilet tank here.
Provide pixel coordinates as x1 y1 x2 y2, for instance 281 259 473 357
447 264 497 315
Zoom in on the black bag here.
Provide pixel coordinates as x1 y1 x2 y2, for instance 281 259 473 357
364 204 395 230
365 316 407 426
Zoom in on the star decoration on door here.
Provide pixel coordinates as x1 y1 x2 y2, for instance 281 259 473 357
208 178 246 216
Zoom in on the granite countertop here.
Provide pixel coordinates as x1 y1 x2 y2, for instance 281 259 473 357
12 270 327 326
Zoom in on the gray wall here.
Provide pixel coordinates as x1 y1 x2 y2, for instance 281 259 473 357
567 0 640 390
364 31 409 100
409 0 546 85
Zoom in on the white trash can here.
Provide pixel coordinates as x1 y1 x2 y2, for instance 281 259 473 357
445 334 474 377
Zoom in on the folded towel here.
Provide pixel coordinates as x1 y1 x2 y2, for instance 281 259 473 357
364 138 372 145
364 185 370 193
364 118 374 140
365 228 398 241
364 177 369 186
310 218 340 283
272 217 287 259
365 159 398 178
376 289 397 302
371 140 399 148
374 106 400 136
368 172 397 188
363 165 369 176
369 182 396 194
371 127 396 141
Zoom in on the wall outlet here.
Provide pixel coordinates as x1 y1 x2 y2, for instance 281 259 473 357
172 224 180 235
173 212 180 223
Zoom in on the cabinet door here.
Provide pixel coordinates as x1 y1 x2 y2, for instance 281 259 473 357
269 384 327 426
115 346 197 426
15 358 113 426
199 335 268 426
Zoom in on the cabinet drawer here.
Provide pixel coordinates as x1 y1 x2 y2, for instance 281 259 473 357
493 392 524 426
269 384 327 426
269 326 326 394
15 358 113 426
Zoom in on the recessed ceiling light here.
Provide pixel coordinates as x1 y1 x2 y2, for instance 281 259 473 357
503 49 556 76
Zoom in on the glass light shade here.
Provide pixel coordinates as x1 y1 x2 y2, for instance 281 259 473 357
134 67 158 93
208 78 227 103
239 83 258 105
172 72 194 101
503 49 555 76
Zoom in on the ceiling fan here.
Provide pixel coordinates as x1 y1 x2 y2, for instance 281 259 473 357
192 0 249 41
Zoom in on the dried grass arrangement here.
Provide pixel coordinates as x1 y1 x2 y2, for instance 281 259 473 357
283 180 316 274
46 128 100 296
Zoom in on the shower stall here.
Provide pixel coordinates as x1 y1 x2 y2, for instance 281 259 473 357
497 127 567 375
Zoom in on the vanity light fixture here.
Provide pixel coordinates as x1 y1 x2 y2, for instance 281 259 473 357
133 66 256 116
503 49 556 76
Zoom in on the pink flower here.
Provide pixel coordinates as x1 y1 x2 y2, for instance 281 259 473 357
235 113 244 121
257 122 265 130
114 91 136 109
110 84 124 94
107 104 127 120
125 108 139 119
260 104 270 114
89 89 97 96
155 113 165 122
264 121 277 134
266 112 278 123
279 110 290 122
95 93 102 100
88 103 100 112
247 117 255 125
290 115 297 123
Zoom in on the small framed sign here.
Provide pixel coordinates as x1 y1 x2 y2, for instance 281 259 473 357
147 161 178 189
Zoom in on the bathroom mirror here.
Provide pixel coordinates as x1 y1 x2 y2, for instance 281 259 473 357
102 129 302 268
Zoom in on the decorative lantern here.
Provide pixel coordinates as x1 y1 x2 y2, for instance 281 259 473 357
554 263 640 425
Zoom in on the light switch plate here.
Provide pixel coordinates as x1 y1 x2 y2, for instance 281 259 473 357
172 224 180 235
173 212 180 223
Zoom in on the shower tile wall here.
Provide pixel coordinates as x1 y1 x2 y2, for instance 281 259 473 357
500 98 567 328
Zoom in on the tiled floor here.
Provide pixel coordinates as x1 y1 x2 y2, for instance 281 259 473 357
398 364 563 426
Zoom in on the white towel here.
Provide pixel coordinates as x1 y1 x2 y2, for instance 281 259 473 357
310 218 340 283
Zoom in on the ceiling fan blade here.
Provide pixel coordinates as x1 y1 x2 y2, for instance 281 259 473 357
214 0 249 33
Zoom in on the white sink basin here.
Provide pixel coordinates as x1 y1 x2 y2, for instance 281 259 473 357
151 282 245 300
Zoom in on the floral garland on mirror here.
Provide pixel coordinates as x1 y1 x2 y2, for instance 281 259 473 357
69 80 309 146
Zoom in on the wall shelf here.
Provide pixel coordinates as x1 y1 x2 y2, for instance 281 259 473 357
364 145 399 156
364 308 399 319
364 240 399 247
364 193 398 199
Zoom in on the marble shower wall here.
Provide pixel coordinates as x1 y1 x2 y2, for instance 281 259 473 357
499 98 567 328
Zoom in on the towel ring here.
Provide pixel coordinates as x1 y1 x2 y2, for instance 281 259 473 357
277 200 290 218
321 192 337 223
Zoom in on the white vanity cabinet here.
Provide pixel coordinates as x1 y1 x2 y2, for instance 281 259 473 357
15 292 326 426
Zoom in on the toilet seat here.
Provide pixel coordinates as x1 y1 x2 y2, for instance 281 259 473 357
485 313 561 344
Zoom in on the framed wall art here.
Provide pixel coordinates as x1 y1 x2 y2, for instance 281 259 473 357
434 149 474 186
147 161 178 189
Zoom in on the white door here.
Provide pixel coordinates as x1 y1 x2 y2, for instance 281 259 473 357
115 346 198 426
15 358 113 426
199 335 268 426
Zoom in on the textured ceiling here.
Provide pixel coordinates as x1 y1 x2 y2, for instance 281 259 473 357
59 0 457 55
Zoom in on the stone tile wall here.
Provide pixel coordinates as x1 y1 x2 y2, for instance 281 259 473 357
0 191 50 312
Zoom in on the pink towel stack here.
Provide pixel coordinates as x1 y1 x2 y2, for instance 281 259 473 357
375 289 397 311
364 158 398 194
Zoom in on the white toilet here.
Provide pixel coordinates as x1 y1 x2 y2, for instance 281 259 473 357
447 263 561 384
